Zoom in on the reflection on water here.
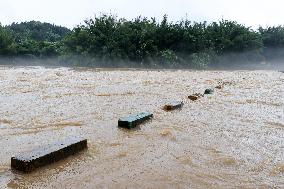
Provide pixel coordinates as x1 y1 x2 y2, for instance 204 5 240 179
0 66 283 188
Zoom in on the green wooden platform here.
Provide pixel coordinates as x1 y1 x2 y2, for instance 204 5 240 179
118 112 153 129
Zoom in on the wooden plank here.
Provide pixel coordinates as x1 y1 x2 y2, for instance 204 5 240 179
11 137 87 173
118 112 153 129
163 101 184 111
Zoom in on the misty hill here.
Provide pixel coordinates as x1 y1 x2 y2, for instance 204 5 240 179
6 21 70 42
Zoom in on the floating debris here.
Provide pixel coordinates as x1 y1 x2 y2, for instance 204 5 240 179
163 101 184 111
11 137 87 173
118 112 153 129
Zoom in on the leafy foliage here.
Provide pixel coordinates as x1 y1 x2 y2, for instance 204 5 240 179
0 24 16 55
0 16 284 68
63 15 264 67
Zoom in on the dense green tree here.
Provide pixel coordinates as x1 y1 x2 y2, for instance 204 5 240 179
0 24 16 55
61 15 266 67
259 26 284 48
259 26 284 62
206 20 263 54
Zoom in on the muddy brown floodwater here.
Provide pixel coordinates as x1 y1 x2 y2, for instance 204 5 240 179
0 66 283 188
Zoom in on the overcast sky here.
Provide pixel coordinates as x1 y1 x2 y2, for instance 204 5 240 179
1 0 284 29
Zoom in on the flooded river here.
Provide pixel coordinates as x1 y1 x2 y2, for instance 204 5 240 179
0 66 283 188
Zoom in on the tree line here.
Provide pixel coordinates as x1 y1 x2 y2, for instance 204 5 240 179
0 15 284 68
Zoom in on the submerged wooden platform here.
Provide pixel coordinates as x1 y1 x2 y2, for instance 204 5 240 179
11 137 87 173
118 112 153 129
188 93 203 101
163 101 184 111
204 89 214 94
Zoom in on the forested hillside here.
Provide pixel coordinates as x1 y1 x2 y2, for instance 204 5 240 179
1 21 70 57
1 15 284 68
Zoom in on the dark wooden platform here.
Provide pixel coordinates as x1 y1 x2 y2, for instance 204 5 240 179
11 137 87 173
118 112 153 129
163 101 184 111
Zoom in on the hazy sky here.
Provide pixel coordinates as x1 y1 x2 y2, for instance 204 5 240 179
1 0 284 29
